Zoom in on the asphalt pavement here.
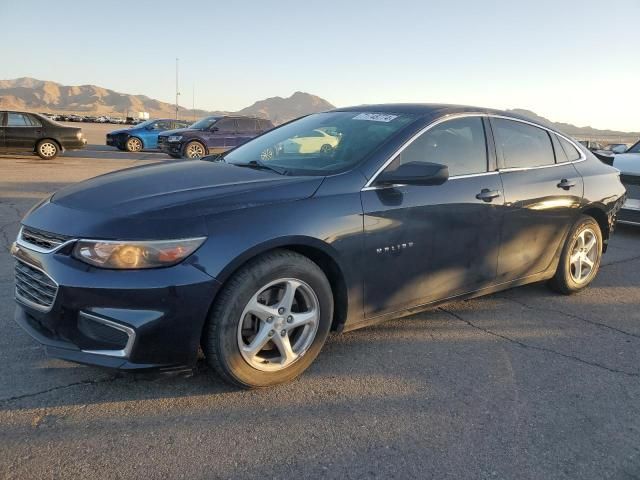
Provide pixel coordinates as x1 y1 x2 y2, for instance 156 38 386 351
1 153 639 479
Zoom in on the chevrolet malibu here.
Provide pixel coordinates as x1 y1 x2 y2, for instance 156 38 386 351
12 104 626 388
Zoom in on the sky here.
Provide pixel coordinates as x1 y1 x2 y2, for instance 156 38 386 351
1 0 638 131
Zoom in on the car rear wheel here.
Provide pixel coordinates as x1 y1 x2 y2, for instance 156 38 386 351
125 137 143 152
36 140 59 160
203 250 333 388
548 215 602 294
184 141 206 158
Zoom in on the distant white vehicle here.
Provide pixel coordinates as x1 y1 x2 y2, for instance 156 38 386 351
612 140 640 225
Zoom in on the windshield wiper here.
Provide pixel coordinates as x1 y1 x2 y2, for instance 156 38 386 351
235 160 288 175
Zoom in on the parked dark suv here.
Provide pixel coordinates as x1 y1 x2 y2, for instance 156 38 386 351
0 111 87 159
158 115 274 158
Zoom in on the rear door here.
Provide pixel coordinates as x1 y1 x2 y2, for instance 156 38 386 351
492 117 584 281
361 116 505 316
5 112 43 151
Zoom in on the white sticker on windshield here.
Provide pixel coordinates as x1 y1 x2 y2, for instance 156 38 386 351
352 113 398 123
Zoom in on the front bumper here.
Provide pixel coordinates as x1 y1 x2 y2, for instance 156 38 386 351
12 240 221 370
105 134 124 148
159 141 183 156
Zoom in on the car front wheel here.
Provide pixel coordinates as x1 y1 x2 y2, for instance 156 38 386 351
125 137 143 152
548 215 603 294
184 141 206 158
203 250 333 388
36 140 59 160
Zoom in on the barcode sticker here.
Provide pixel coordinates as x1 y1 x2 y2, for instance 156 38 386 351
352 113 398 123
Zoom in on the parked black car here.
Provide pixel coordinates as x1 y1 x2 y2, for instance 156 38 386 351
12 104 625 388
0 111 87 159
158 115 274 158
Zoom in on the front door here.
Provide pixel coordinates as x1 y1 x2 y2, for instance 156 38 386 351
362 116 504 317
206 117 236 153
490 117 584 281
5 112 42 151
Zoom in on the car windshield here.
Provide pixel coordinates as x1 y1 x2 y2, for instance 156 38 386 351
134 119 155 129
224 111 418 175
189 116 221 130
627 141 640 154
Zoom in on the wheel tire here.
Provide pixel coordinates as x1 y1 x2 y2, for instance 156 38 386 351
320 144 333 155
125 137 143 152
203 249 334 388
548 215 603 295
36 140 59 160
184 141 207 159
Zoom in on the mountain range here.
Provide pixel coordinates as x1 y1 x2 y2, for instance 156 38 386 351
0 77 636 137
0 78 335 125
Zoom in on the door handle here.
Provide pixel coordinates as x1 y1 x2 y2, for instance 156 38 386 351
476 188 501 202
557 179 576 190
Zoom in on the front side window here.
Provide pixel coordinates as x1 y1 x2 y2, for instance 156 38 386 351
7 113 31 127
385 117 488 177
214 118 237 133
493 118 554 168
224 111 417 175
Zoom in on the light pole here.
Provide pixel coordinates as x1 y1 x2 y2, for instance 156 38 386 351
175 58 180 120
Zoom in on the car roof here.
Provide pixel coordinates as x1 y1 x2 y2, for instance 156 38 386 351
331 103 557 129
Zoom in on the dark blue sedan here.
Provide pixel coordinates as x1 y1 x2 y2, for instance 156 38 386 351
106 118 192 152
12 104 626 388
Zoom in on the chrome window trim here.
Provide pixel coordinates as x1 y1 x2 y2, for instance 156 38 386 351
361 171 500 191
13 258 59 313
16 227 77 254
362 112 587 190
79 312 136 359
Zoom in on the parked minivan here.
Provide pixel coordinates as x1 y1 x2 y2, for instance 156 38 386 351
158 115 274 158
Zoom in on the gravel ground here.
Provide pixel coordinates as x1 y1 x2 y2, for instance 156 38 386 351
0 154 639 479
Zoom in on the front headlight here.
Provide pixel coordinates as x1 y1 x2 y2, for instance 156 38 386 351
76 131 83 139
72 237 206 269
168 135 183 142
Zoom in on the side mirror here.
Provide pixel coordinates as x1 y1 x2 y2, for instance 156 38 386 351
376 161 449 186
210 126 219 132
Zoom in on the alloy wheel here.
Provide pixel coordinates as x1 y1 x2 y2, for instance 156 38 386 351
39 142 57 158
127 138 142 152
237 278 320 372
186 143 205 158
569 227 599 284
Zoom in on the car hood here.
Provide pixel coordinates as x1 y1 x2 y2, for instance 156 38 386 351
23 161 324 239
613 153 640 175
158 127 196 137
109 127 138 136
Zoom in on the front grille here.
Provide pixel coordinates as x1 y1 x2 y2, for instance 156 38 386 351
15 260 58 311
20 227 71 251
157 136 167 148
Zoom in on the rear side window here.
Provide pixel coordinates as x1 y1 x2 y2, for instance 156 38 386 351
387 116 488 177
558 136 581 161
493 118 555 168
7 113 32 127
236 118 257 132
